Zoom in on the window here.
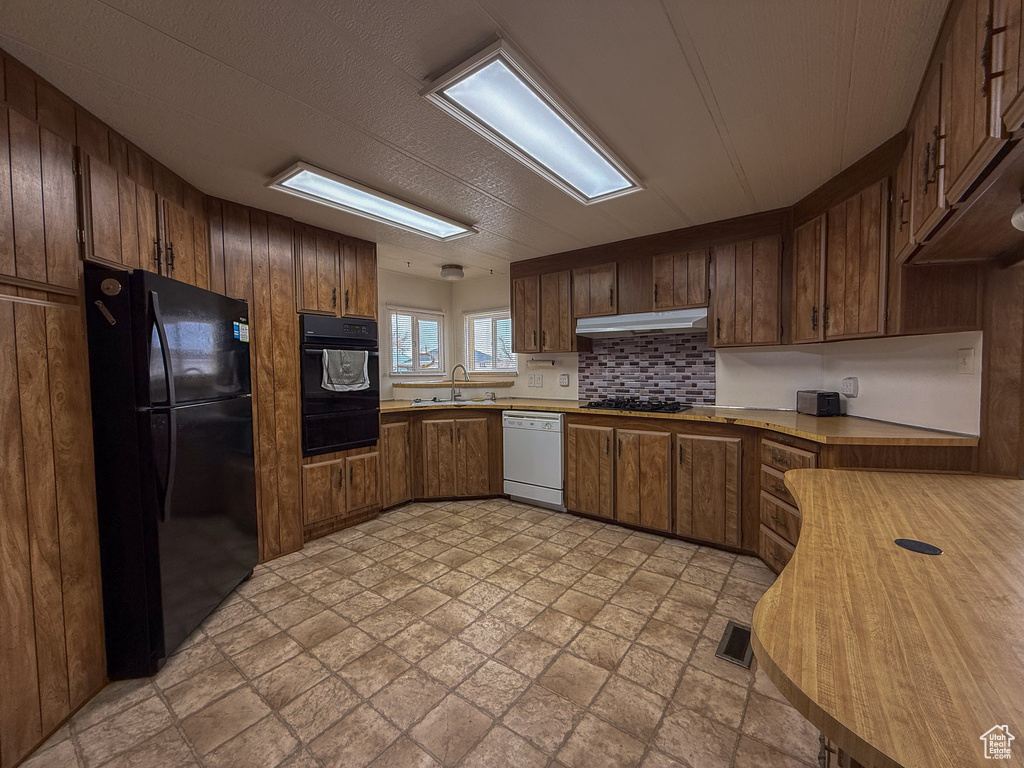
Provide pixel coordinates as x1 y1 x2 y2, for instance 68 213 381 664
464 310 516 373
389 308 445 375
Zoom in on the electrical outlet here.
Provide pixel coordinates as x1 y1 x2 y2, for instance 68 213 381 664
840 376 859 397
559 373 570 387
957 348 976 375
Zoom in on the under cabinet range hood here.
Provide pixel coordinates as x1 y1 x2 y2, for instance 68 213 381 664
575 308 708 338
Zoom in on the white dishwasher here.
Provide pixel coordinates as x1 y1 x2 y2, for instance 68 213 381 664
503 411 564 510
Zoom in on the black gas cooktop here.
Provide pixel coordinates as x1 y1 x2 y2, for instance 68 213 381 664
583 397 692 414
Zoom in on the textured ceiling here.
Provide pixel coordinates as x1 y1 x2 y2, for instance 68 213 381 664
0 0 948 279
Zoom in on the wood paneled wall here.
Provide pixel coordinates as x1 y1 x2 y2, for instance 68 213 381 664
208 199 304 561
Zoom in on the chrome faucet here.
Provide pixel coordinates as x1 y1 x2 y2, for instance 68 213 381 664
450 364 470 401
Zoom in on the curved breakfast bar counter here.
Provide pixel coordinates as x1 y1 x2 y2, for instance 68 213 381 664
750 470 1024 768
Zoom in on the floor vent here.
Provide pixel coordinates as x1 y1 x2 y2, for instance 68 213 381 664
715 620 754 669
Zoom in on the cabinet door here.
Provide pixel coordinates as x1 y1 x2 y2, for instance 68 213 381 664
540 271 572 352
824 180 888 339
615 430 672 531
943 0 1006 205
342 240 377 319
653 250 708 310
573 262 617 317
911 64 948 243
892 135 916 264
565 424 614 519
422 419 456 498
711 236 781 347
1002 0 1024 130
346 453 380 513
381 421 412 508
136 186 160 274
791 216 825 344
455 418 490 496
301 462 338 524
512 276 540 353
317 235 340 315
674 435 741 546
161 198 197 285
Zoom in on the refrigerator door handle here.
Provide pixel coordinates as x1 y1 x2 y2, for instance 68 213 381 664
150 291 177 407
161 409 178 523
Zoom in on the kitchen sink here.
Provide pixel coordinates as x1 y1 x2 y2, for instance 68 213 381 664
410 399 495 407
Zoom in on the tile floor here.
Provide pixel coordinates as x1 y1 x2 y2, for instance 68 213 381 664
22 499 820 768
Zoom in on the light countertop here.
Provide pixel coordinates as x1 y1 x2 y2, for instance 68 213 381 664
752 470 1024 767
380 398 978 446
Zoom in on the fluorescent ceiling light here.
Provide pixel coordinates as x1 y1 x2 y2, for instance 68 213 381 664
423 40 641 204
267 162 476 241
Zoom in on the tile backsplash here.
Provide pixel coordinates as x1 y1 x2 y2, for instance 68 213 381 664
578 333 716 404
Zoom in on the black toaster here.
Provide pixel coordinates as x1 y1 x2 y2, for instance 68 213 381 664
796 390 841 417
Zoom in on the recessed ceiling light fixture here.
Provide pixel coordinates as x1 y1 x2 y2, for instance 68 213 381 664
267 161 477 241
422 40 641 205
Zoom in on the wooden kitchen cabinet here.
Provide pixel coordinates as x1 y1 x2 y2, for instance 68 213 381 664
454 418 490 496
674 434 742 546
615 429 672 532
1001 0 1024 130
381 421 412 508
422 419 456 497
160 197 209 289
540 270 573 352
711 235 782 347
341 240 377 319
892 133 917 263
0 108 78 290
302 452 379 523
653 250 709 310
790 216 825 344
824 179 888 339
345 452 380 513
295 226 340 315
512 275 540 353
911 63 948 244
942 0 1007 205
565 423 614 519
572 262 617 317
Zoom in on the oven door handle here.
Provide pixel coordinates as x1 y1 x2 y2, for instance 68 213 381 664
303 348 379 356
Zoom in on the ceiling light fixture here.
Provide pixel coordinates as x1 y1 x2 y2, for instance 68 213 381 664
422 40 641 205
1012 188 1024 231
440 264 464 280
267 162 477 241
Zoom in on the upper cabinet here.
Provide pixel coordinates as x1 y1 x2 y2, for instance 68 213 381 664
540 270 574 352
790 217 825 344
1001 0 1024 129
512 275 540 353
572 262 617 317
79 150 209 289
823 179 888 340
0 107 78 291
711 235 782 347
892 133 916 263
652 250 709 310
911 64 948 246
295 226 376 319
942 0 1007 205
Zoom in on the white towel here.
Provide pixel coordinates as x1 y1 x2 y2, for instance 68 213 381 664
321 349 369 392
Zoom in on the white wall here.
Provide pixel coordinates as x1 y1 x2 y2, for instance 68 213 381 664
715 331 984 434
378 271 580 401
376 270 456 401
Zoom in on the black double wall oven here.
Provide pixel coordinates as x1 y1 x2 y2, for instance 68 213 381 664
300 314 380 456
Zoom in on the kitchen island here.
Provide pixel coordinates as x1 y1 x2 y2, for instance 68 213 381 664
752 470 1024 768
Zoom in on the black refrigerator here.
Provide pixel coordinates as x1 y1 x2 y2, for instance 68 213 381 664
84 264 258 678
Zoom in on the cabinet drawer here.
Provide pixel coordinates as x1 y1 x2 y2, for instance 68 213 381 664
759 492 802 546
760 525 795 575
760 465 795 505
760 440 817 473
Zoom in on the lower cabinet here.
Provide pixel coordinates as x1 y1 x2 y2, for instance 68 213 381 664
301 451 380 527
565 424 615 519
422 417 491 499
615 429 672 531
673 435 742 546
380 421 412 508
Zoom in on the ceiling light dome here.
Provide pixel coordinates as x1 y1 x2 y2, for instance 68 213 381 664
440 264 465 280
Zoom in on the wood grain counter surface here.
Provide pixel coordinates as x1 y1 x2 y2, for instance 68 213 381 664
380 399 978 446
751 470 1024 768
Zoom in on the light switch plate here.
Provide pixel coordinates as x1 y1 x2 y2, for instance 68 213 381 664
957 348 976 375
534 373 543 387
